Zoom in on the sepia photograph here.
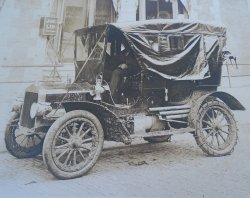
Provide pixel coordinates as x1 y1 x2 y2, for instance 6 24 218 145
0 0 250 197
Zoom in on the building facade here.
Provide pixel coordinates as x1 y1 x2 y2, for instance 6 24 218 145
0 0 188 68
0 0 117 83
0 0 250 83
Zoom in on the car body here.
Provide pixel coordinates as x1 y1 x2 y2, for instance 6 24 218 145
5 19 245 179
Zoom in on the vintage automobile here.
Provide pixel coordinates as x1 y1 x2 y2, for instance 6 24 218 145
5 19 245 179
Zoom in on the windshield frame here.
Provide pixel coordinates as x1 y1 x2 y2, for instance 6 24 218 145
74 26 107 83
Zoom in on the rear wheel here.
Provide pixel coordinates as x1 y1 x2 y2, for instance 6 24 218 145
5 112 45 158
194 100 238 156
43 110 104 179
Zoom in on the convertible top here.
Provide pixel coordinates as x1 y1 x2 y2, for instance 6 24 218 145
75 19 227 81
75 19 226 35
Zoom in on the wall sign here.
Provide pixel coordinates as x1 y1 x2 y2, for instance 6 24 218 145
39 17 57 36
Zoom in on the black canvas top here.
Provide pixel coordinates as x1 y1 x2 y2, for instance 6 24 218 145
75 19 226 81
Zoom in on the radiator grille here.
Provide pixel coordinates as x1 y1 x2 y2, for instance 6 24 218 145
20 92 38 128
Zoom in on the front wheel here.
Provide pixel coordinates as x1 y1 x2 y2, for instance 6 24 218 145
194 100 238 156
4 112 45 158
43 110 104 179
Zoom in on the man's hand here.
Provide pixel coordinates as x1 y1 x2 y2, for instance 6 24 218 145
118 63 128 70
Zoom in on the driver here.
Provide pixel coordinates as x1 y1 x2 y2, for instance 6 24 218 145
109 49 137 100
110 63 128 96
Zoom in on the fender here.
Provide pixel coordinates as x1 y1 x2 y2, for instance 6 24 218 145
188 91 245 128
62 101 131 144
209 91 245 111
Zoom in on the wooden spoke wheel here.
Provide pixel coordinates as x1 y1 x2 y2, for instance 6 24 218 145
43 110 104 179
5 113 45 158
194 100 238 156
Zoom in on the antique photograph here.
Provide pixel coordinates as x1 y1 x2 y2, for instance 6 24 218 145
0 0 250 197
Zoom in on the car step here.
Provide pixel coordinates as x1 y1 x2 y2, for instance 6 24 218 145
149 105 190 112
130 127 195 139
149 105 191 120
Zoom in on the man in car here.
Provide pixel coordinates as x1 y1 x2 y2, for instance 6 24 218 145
109 49 138 102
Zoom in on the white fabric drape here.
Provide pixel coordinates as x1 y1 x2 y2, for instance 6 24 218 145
179 0 190 12
112 0 119 13
113 0 138 22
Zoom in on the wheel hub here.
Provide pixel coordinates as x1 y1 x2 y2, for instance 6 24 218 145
214 126 220 131
16 126 36 136
208 118 223 132
69 136 82 149
210 123 219 131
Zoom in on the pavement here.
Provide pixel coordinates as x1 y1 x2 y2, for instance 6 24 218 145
0 124 250 198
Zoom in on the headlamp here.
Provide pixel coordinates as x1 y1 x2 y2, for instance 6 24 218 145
30 102 52 119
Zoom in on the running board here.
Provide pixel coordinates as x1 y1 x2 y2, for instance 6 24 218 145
148 105 191 120
130 127 195 139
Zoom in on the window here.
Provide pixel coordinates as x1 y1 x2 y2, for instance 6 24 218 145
159 0 173 19
144 33 184 54
59 0 115 62
168 35 184 51
60 0 88 62
159 34 184 54
158 35 170 53
177 0 189 18
76 31 106 62
146 0 173 19
95 0 115 25
178 0 185 14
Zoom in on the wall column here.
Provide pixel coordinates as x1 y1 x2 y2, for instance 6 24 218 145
212 0 222 23
139 0 146 20
171 0 178 19
88 0 96 26
188 0 198 20
118 0 137 22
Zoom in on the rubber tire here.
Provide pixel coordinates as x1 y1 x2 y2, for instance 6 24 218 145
144 135 171 143
43 110 104 179
4 112 44 158
194 100 238 156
